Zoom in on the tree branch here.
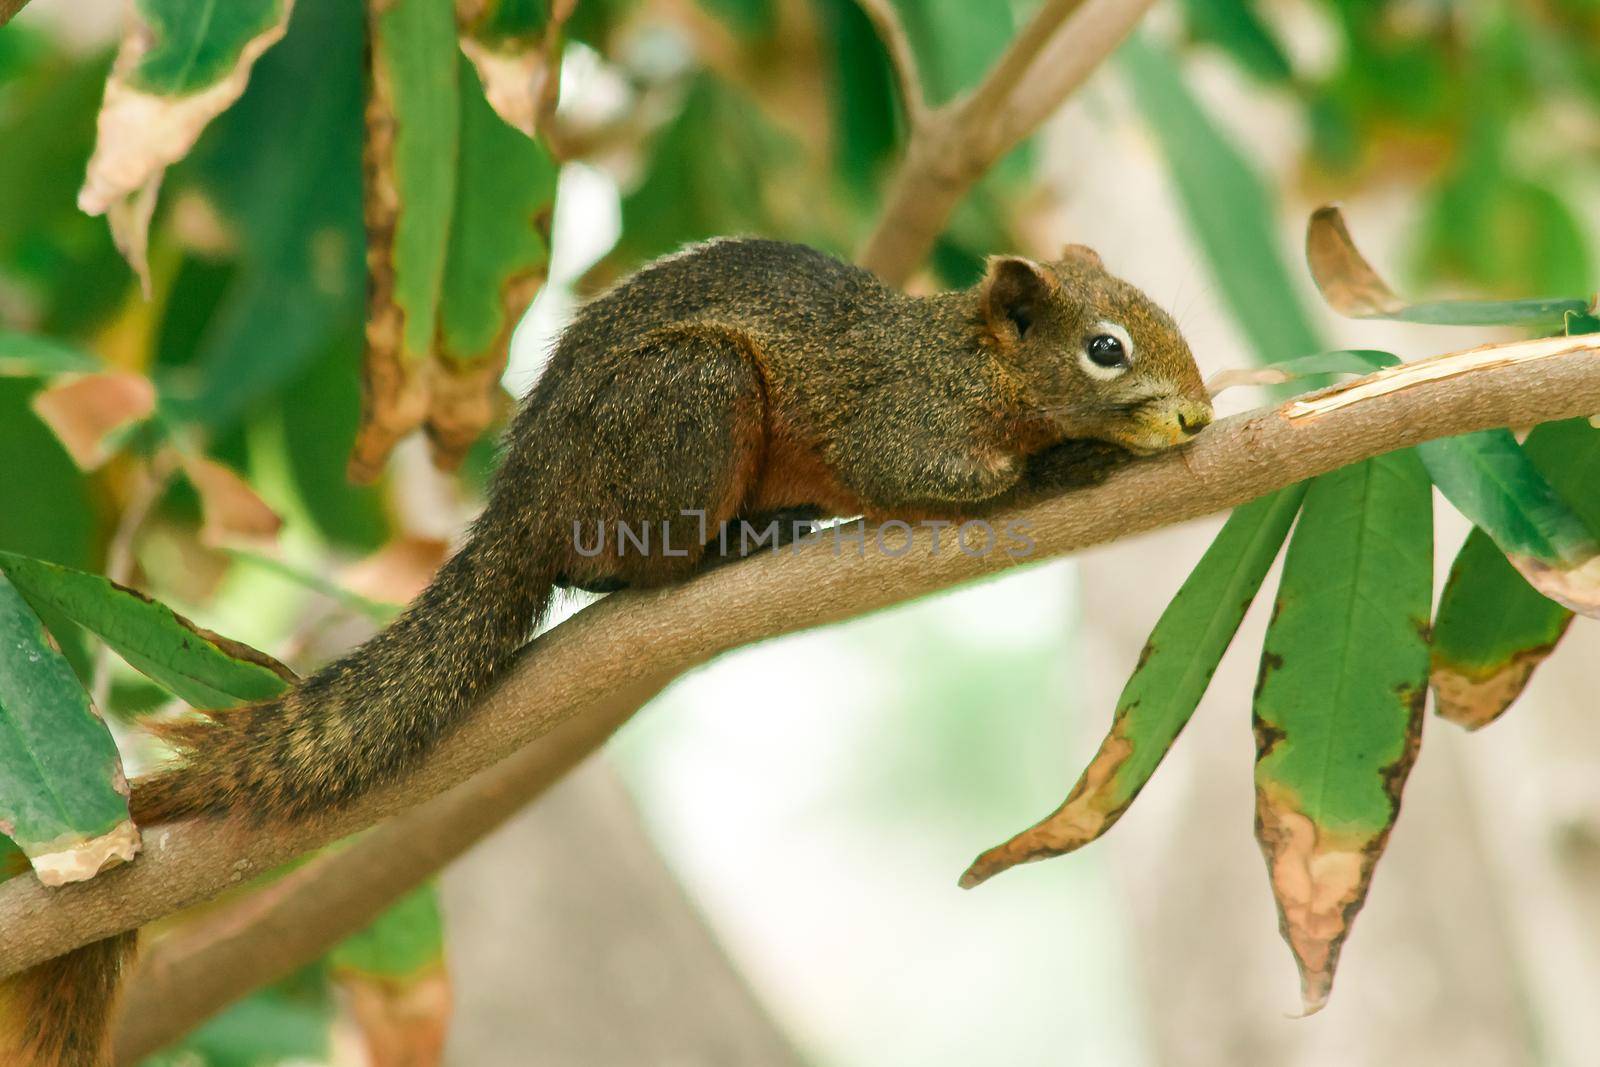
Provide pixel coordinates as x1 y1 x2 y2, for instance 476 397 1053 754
957 0 1087 132
855 0 926 128
0 0 30 30
857 0 1156 286
111 678 663 1063
90 6 1061 1034
5 335 1600 979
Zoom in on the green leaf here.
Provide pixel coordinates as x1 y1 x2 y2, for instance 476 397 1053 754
1268 349 1398 375
696 0 775 39
1417 429 1600 617
371 0 461 364
1416 115 1592 301
0 572 135 886
895 0 1016 108
1207 349 1398 394
611 74 805 269
463 0 550 46
815 0 902 201
79 0 294 287
1566 308 1600 336
1431 531 1571 730
164 0 365 431
1430 418 1600 728
1120 32 1323 363
127 0 289 94
0 47 128 336
330 882 446 979
0 835 28 881
1418 429 1597 564
1180 0 1293 84
227 549 398 623
276 322 391 552
147 968 334 1067
1253 452 1432 1013
1380 298 1589 328
0 378 97 678
0 333 99 378
0 552 294 709
436 56 558 371
961 483 1307 887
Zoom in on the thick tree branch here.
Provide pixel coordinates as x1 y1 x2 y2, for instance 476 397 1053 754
111 678 664 1063
857 0 1156 286
4 336 1600 979
0 0 29 30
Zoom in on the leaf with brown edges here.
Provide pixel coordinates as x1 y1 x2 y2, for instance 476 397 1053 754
1252 452 1432 1013
1307 205 1591 328
960 484 1305 888
29 372 156 471
78 0 295 292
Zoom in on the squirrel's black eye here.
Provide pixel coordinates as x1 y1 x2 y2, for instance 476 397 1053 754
1086 333 1127 368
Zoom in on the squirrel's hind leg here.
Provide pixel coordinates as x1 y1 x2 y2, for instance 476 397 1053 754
549 325 767 590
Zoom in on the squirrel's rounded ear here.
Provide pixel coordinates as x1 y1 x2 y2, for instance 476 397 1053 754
981 256 1054 341
1059 243 1104 269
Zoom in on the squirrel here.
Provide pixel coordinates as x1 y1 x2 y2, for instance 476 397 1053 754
6 237 1211 1065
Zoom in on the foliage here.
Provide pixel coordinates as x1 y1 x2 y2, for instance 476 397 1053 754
0 0 1595 1059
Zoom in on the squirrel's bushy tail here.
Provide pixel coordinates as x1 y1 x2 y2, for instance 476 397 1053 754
134 487 559 825
5 475 557 1065
1 931 135 1066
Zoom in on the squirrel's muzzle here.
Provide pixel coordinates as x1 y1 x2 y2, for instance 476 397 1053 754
1119 393 1213 452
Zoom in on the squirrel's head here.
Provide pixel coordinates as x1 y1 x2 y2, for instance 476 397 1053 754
977 245 1212 454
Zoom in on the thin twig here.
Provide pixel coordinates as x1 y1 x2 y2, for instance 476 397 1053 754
6 338 1600 980
535 0 578 143
958 0 1087 133
857 0 1157 285
854 0 926 127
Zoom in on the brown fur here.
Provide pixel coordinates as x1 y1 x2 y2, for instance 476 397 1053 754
18 239 1210 1063
1 933 134 1066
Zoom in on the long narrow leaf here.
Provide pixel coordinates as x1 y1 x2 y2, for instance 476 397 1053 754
0 574 136 886
427 54 558 469
351 0 461 481
1418 429 1600 616
960 484 1307 888
1307 205 1591 328
1431 418 1600 727
0 551 294 708
1253 452 1432 1013
0 333 99 378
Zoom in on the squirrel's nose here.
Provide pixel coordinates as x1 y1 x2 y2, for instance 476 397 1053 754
1176 403 1213 437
